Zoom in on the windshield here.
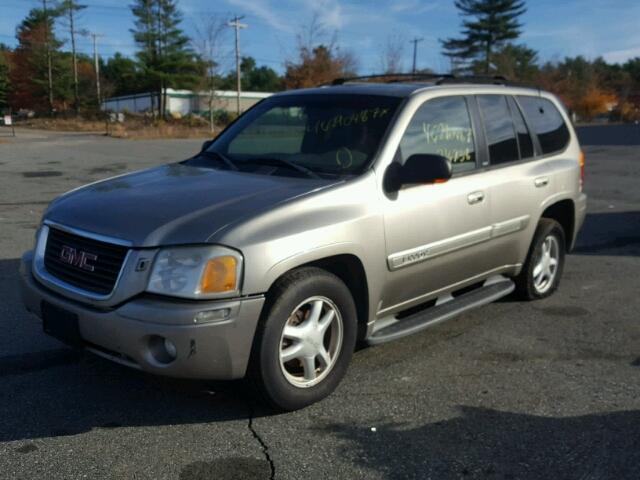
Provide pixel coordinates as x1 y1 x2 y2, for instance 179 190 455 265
195 94 402 177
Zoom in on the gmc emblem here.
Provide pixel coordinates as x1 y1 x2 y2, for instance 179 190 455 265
59 245 98 272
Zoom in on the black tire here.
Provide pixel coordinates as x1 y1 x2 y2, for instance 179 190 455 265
248 267 357 411
514 218 566 300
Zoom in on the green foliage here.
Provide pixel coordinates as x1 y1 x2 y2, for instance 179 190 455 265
210 109 236 125
218 56 283 92
102 53 145 96
490 43 538 81
441 0 526 74
622 58 640 89
130 0 203 116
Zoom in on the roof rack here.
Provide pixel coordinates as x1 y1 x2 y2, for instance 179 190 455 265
330 73 452 85
435 74 510 85
329 73 516 87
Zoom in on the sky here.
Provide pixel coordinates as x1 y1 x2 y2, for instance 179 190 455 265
1 0 639 75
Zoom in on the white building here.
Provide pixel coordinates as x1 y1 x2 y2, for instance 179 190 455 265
101 88 272 116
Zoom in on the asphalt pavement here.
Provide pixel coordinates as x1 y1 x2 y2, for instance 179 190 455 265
0 125 639 479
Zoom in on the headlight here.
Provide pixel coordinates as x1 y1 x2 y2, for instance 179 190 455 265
147 245 243 299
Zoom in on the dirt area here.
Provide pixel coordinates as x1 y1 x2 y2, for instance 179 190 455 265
13 116 220 140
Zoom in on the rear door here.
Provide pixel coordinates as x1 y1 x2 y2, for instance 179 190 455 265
477 94 571 266
380 95 496 313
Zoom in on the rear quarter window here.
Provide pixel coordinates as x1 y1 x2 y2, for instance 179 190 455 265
477 95 519 165
517 96 570 155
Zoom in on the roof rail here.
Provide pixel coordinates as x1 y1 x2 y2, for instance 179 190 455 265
329 73 454 85
329 73 520 87
435 75 510 85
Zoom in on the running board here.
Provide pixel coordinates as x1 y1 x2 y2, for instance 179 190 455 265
366 279 515 345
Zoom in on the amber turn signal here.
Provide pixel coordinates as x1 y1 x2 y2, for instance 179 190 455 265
199 256 238 293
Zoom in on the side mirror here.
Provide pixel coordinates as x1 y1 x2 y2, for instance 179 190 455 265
384 154 452 192
201 139 214 152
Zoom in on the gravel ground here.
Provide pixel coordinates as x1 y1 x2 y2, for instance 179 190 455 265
0 126 639 480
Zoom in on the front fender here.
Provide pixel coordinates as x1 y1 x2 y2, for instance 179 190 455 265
263 241 368 293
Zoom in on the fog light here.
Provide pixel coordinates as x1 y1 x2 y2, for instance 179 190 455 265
194 308 231 324
164 338 177 359
148 335 178 365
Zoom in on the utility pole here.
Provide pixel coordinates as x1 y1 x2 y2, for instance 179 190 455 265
410 37 424 74
42 0 54 114
69 8 78 113
228 15 246 115
90 33 103 108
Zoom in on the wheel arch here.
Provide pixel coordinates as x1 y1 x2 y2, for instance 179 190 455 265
539 199 575 250
262 252 371 342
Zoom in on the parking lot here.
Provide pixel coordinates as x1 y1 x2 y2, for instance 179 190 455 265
0 125 639 479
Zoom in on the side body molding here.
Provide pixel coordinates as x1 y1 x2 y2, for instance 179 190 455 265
387 215 530 271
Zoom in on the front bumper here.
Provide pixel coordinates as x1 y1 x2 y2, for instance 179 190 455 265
20 251 265 380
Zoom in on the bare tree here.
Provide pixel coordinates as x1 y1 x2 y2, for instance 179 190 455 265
296 12 324 53
193 15 229 132
380 35 405 74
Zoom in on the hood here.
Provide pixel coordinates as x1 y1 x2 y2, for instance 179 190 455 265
45 163 340 247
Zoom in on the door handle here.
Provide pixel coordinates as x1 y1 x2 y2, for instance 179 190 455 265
534 176 549 187
467 191 485 205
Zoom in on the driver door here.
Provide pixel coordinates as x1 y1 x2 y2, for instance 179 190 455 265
380 95 495 314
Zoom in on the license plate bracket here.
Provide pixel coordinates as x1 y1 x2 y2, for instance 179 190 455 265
41 301 83 348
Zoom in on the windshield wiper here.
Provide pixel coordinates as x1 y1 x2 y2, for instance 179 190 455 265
197 150 239 171
240 157 321 179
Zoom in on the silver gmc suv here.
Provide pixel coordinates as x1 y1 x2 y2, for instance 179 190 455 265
20 75 587 410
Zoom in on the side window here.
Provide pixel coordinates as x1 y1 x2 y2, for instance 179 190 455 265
517 96 570 155
477 95 519 165
508 96 534 159
398 96 476 174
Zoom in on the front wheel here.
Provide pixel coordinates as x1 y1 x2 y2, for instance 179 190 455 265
514 218 566 300
248 267 357 411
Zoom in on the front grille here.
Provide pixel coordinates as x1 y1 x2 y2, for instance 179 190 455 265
44 227 129 295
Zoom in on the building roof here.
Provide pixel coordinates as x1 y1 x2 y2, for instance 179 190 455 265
102 88 272 103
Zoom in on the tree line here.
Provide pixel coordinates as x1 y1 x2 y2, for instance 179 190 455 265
439 0 640 121
0 0 638 123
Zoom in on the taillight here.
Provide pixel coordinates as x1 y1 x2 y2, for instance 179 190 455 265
579 151 585 191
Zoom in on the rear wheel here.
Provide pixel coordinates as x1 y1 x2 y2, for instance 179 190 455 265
249 267 357 411
514 218 566 300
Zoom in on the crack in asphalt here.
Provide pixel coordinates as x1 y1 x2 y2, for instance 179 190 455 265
247 402 276 480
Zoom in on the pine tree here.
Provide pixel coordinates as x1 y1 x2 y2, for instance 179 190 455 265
130 0 202 118
10 8 66 113
441 0 526 74
491 44 538 81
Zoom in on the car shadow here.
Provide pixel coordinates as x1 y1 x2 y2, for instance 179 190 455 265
0 258 272 443
316 406 640 479
572 211 640 257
